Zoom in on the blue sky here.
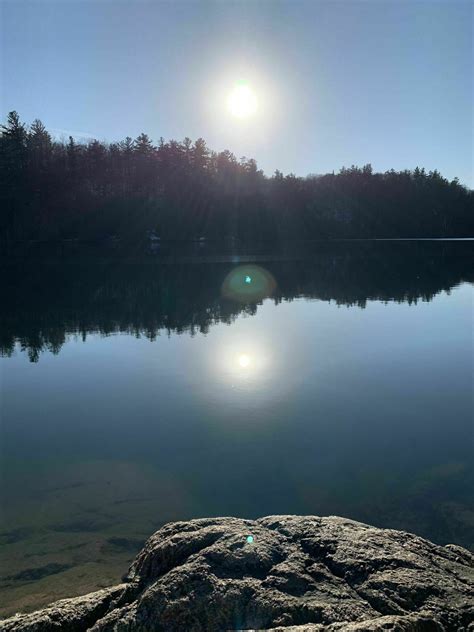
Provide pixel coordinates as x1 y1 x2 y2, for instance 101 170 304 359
1 0 472 186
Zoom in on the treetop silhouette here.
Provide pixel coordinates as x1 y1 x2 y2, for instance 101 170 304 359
1 111 472 243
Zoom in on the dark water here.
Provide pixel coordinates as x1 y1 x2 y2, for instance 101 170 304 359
0 240 473 615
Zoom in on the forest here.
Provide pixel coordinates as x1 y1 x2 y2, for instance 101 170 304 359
1 111 473 244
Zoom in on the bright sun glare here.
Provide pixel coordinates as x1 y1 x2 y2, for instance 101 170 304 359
227 82 258 119
238 353 251 368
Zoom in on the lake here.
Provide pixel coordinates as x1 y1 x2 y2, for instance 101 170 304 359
0 240 473 616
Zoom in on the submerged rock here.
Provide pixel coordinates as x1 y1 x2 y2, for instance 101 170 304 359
1 516 473 631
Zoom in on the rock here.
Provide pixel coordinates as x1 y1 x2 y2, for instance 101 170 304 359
0 585 126 631
1 516 473 631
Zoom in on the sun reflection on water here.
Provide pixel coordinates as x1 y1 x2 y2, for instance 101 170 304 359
217 339 271 385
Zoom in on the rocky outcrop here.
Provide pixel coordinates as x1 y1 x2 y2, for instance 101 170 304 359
1 516 473 631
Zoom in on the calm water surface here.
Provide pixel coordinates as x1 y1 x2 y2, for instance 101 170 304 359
0 241 473 615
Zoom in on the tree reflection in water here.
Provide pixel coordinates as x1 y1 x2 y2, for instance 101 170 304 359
0 241 472 362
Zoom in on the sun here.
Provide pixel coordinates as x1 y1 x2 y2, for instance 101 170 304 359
227 82 258 119
237 353 251 368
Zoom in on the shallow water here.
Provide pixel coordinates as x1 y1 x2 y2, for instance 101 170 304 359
0 241 473 615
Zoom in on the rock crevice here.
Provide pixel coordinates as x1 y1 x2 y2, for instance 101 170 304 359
1 515 473 631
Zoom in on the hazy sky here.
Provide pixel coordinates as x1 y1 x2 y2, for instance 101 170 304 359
1 0 472 185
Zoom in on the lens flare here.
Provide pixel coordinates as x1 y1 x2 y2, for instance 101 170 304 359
221 265 276 303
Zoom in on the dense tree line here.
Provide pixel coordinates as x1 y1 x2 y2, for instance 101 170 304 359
1 111 472 243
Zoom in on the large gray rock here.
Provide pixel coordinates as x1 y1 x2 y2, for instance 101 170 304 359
1 516 473 631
